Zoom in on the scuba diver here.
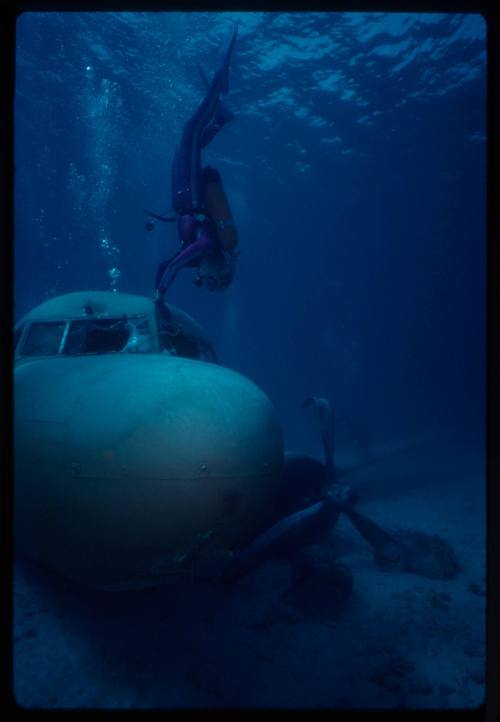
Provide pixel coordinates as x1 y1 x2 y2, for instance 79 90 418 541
143 26 239 318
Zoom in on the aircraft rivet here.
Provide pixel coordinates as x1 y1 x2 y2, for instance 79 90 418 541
200 463 208 472
263 461 270 469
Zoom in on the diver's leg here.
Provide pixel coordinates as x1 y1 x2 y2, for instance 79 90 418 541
154 211 198 291
199 104 234 148
171 27 238 213
156 222 216 298
196 57 234 148
154 259 170 291
172 107 222 212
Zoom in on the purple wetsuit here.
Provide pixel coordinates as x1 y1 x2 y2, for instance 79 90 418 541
155 27 237 301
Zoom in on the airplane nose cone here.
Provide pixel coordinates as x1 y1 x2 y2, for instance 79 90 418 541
15 355 284 589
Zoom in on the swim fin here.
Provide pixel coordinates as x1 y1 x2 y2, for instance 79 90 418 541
197 61 234 127
217 24 238 95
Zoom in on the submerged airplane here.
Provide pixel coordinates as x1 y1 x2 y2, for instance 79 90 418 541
14 291 285 590
15 291 453 592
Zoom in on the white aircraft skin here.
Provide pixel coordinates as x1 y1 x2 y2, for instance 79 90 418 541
14 291 284 590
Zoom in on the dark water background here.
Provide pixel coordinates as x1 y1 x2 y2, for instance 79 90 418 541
12 11 487 710
14 10 485 481
15 13 486 456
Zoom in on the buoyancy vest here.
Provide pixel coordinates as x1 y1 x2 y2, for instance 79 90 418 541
202 166 239 251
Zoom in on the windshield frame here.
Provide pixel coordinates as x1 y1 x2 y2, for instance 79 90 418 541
15 314 158 359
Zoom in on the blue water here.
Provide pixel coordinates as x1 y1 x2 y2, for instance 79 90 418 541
13 11 487 709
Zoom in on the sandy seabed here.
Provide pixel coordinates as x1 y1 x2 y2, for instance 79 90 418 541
13 433 486 709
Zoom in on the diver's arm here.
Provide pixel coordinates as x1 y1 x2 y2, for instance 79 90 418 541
142 208 176 232
142 209 176 223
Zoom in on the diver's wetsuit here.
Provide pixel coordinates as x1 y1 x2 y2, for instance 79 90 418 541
155 27 237 306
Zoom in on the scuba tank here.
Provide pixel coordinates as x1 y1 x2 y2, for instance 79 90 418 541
202 166 239 251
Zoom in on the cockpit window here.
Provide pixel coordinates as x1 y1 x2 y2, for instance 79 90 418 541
122 317 153 353
157 313 218 363
64 318 129 354
16 312 217 361
22 322 66 356
18 315 153 357
63 316 152 355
